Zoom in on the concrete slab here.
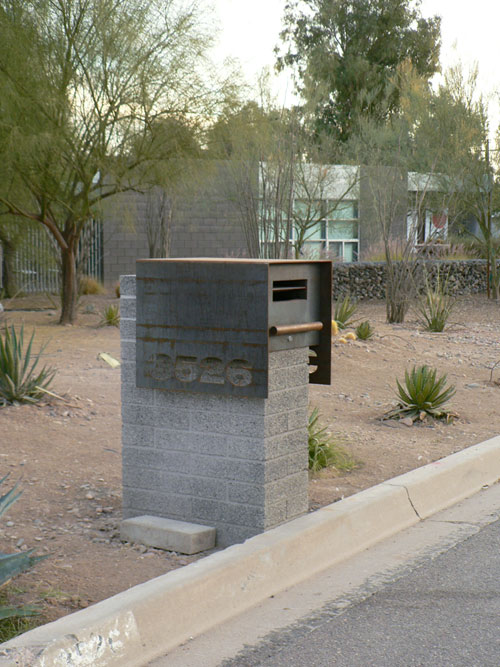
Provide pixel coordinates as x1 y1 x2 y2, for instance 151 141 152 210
121 515 216 555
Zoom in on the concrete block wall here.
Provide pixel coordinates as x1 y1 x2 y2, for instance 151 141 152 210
102 163 247 286
120 275 310 547
102 193 150 286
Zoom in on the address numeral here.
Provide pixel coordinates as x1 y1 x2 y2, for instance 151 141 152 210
144 354 253 388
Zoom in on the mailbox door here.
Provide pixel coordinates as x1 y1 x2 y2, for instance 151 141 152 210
268 261 332 385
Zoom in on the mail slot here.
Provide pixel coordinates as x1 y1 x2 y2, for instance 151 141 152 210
135 258 332 398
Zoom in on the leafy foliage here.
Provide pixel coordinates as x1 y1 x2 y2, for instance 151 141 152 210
99 305 120 327
334 294 358 329
308 408 358 472
0 326 55 406
0 476 47 624
0 0 232 324
385 365 456 421
417 271 455 332
277 0 441 142
355 320 375 340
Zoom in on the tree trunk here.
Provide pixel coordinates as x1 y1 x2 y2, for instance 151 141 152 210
491 260 499 300
1 240 19 298
60 244 78 324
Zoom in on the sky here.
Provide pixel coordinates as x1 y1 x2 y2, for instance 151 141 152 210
208 0 500 125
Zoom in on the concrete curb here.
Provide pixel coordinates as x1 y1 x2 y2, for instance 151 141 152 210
2 435 500 666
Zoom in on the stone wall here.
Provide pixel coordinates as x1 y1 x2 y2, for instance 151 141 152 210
332 260 491 300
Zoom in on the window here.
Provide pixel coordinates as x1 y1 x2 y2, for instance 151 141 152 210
291 200 359 261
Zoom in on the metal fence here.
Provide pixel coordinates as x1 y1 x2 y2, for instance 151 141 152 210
9 220 103 294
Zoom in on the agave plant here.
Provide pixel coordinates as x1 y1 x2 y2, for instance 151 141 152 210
0 326 56 406
385 365 456 422
417 271 455 333
334 294 358 330
355 320 375 340
99 304 120 327
0 475 46 621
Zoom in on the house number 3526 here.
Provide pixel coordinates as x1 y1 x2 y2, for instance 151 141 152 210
144 353 253 387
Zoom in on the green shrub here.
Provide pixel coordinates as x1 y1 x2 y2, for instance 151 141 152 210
308 408 358 472
0 326 56 406
355 320 374 340
99 304 120 327
417 271 455 332
385 365 456 422
334 294 358 330
0 476 47 628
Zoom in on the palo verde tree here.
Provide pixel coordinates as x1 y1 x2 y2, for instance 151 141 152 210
0 0 231 323
276 0 441 143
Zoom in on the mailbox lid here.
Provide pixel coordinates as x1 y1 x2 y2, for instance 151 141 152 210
268 262 320 350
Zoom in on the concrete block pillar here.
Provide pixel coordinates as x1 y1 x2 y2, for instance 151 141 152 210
120 275 310 547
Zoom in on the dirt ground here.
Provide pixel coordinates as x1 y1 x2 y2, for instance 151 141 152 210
0 291 499 627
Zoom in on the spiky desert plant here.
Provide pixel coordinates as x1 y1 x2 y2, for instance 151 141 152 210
0 326 55 406
99 304 120 327
385 365 456 422
355 320 375 340
308 408 358 472
417 271 455 332
334 294 358 330
0 476 47 623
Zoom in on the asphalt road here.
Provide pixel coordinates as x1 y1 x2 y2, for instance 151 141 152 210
156 483 500 667
221 516 500 666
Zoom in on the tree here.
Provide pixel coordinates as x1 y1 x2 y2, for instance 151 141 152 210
0 216 23 297
410 64 500 299
344 65 448 323
0 0 231 323
350 116 420 322
346 60 500 319
136 116 202 259
277 0 441 143
207 99 297 258
207 79 358 260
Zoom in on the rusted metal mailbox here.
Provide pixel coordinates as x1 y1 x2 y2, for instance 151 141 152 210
136 258 332 398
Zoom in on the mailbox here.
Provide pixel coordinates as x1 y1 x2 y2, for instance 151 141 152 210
136 259 332 398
